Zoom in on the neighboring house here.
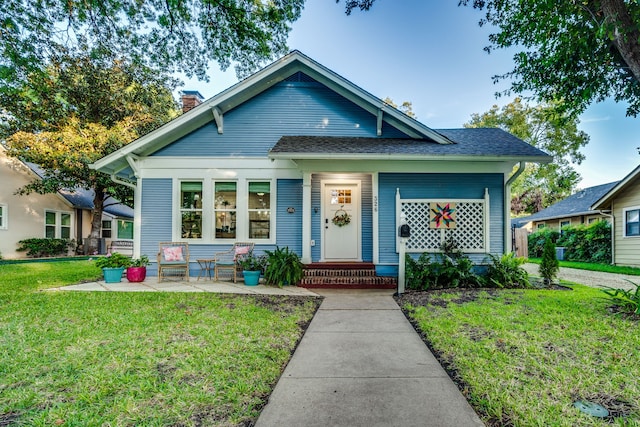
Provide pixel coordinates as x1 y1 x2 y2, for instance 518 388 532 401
0 145 133 259
592 165 640 267
92 51 550 277
513 181 619 232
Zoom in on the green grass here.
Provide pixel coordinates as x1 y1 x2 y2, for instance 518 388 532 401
0 261 321 426
528 258 640 276
399 287 640 426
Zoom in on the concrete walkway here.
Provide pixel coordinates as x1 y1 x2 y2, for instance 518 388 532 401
255 290 484 427
523 263 638 291
49 277 318 296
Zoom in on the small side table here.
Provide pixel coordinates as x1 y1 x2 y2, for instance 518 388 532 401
196 259 214 280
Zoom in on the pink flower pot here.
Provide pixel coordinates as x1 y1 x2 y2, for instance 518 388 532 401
126 267 147 283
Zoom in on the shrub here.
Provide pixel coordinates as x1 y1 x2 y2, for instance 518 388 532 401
16 238 74 257
263 246 304 287
94 252 132 269
405 238 482 290
601 281 640 315
528 228 559 258
539 238 559 285
484 253 531 288
552 221 611 263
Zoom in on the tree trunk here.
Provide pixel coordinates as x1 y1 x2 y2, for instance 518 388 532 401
601 0 640 84
85 186 106 255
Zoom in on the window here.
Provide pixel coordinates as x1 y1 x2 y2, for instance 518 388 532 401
536 223 546 230
588 217 599 224
214 182 237 239
117 220 134 239
560 220 570 234
624 207 640 237
180 181 203 239
45 210 72 239
0 204 6 230
248 182 271 239
102 220 112 238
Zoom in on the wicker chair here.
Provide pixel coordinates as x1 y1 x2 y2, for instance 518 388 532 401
213 242 254 283
157 242 190 282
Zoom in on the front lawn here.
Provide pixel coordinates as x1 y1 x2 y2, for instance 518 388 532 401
397 286 640 426
527 258 640 276
0 261 321 426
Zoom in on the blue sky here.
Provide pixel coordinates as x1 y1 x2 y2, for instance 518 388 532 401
181 0 640 188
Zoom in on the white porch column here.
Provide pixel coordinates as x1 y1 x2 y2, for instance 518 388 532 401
302 172 312 263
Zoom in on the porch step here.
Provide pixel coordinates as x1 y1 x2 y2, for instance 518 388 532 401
300 263 397 289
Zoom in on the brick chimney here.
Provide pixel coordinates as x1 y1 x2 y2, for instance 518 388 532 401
180 90 204 113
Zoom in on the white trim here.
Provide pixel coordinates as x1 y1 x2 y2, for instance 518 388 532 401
372 173 379 264
622 205 640 238
134 177 143 258
0 203 7 230
302 172 312 263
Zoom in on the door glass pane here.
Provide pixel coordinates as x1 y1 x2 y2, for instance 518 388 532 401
330 188 352 205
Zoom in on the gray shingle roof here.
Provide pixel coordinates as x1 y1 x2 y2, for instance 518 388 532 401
269 128 550 159
514 181 619 225
26 162 133 219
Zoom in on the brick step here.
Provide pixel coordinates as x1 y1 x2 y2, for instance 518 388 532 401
304 269 377 277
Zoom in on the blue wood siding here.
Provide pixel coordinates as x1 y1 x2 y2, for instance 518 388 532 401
276 179 303 255
377 173 504 265
154 80 409 157
311 173 373 262
140 178 173 262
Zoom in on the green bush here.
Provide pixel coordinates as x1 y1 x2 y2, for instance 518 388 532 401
539 238 559 285
263 246 304 287
528 228 559 258
556 220 611 263
484 253 531 288
16 238 74 257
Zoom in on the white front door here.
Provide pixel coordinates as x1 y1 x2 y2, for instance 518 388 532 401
322 182 360 261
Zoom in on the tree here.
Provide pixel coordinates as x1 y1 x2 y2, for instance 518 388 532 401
0 0 304 95
539 237 559 286
465 98 589 214
2 50 179 254
383 97 416 119
339 0 640 117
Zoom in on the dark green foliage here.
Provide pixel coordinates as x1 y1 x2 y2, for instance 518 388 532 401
238 251 268 273
405 239 482 290
601 281 640 315
539 238 559 285
484 253 531 288
16 238 74 257
556 221 612 264
263 246 304 287
528 228 560 258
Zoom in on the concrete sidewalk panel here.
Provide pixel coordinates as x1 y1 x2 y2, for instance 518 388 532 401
256 377 484 427
318 294 399 310
284 331 446 378
307 309 414 333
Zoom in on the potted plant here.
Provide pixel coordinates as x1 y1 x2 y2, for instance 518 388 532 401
127 255 149 283
238 251 267 286
263 246 304 287
94 252 131 283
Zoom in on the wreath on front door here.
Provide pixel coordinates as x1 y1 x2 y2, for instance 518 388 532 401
331 206 351 227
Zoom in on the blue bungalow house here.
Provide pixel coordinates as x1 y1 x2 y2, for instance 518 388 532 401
92 51 550 281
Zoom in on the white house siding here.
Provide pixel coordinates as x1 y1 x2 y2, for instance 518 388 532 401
612 177 640 267
0 152 76 259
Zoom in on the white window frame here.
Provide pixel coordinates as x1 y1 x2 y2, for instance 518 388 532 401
102 219 113 238
0 203 7 230
174 178 275 244
247 180 272 241
44 210 74 239
623 206 640 238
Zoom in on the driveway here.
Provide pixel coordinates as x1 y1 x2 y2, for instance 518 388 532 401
523 263 638 291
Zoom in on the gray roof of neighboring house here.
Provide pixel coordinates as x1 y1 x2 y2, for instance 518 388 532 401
25 162 133 219
269 129 550 159
513 181 619 226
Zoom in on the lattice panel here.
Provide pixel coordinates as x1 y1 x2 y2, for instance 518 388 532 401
400 200 486 252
